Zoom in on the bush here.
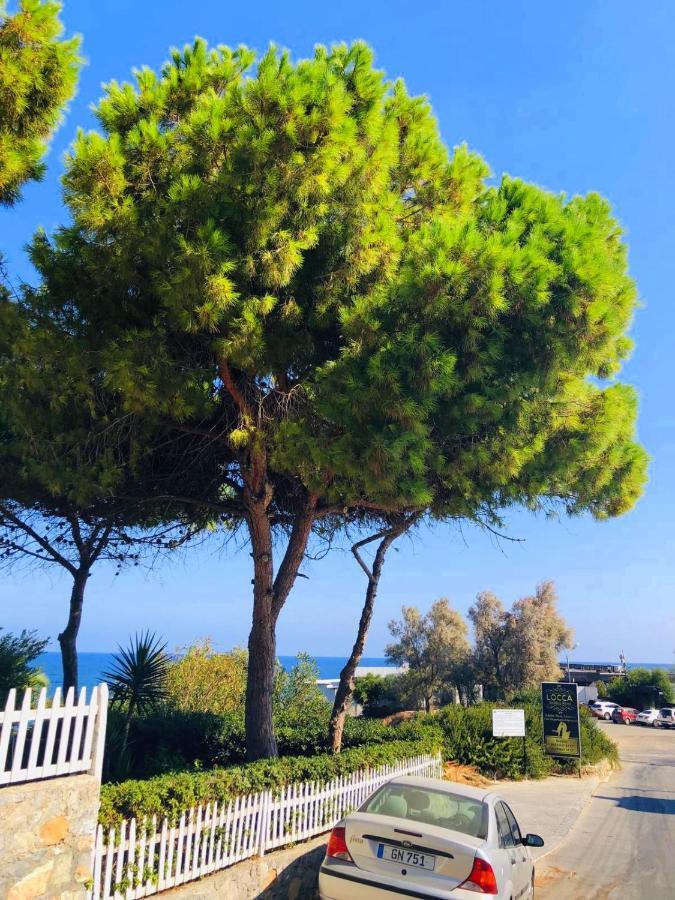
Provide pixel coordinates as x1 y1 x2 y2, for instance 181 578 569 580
104 695 439 781
606 668 674 710
165 641 248 715
436 698 618 780
0 628 48 704
99 738 441 829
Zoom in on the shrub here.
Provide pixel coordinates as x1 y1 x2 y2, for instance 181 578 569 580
606 667 674 710
104 694 438 781
165 641 248 715
99 738 441 829
436 698 618 780
0 628 48 704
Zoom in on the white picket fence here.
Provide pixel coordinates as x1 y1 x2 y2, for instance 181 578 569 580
0 683 108 785
89 751 442 899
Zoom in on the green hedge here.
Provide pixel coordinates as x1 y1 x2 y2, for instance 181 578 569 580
107 705 442 781
436 701 618 780
99 738 441 830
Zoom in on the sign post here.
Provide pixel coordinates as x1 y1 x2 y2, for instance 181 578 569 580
492 708 527 776
541 682 581 773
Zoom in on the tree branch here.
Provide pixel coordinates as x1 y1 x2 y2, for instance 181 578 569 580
272 492 318 620
0 505 77 575
218 359 252 420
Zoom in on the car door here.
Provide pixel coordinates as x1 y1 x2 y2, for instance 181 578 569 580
495 802 521 897
503 803 532 899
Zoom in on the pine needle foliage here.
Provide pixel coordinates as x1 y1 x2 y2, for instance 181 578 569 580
12 40 648 757
0 0 81 204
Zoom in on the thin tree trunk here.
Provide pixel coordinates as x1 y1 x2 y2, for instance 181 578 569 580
58 570 87 693
329 520 412 753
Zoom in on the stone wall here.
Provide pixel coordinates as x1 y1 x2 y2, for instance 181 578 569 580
0 773 100 900
161 834 327 900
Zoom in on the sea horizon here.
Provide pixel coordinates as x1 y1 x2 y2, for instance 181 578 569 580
36 651 673 693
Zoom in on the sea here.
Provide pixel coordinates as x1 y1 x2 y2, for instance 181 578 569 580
37 652 672 693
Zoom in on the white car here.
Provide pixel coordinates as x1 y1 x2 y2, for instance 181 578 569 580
589 700 621 720
319 776 544 899
636 708 660 726
654 707 675 728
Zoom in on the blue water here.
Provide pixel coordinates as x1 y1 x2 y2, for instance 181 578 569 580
37 652 673 692
37 652 392 691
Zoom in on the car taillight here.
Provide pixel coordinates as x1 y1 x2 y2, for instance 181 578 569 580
458 856 499 894
325 826 353 863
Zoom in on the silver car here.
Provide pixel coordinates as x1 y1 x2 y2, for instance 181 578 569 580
655 707 675 728
319 776 543 899
636 708 660 726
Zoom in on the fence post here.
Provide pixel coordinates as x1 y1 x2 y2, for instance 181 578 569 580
258 789 272 857
90 683 108 781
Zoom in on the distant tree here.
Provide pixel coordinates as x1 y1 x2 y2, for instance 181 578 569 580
386 598 470 712
0 0 80 204
18 39 647 763
469 581 573 697
164 640 248 715
0 627 47 702
0 498 194 693
468 591 508 698
607 667 674 710
503 581 573 689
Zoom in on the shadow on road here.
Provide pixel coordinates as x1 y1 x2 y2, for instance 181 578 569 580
593 794 675 814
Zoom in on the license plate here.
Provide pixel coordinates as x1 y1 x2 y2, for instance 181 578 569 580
377 844 436 870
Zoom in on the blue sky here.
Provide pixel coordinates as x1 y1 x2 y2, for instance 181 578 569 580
2 1 674 663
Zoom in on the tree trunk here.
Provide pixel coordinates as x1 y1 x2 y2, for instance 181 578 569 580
328 528 402 753
244 493 277 761
244 490 317 761
58 570 87 693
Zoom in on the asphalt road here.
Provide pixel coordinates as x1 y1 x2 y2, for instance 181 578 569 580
536 721 675 899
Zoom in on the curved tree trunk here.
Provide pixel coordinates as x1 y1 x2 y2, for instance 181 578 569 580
58 569 87 693
328 522 410 753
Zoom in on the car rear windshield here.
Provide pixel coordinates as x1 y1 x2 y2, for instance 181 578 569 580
360 784 489 839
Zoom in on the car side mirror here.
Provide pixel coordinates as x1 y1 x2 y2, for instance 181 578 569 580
523 834 544 848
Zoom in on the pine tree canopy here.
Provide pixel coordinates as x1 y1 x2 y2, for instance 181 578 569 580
18 39 646 527
0 0 80 205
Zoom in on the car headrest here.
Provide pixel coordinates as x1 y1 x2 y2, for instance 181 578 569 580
380 793 408 819
403 789 430 810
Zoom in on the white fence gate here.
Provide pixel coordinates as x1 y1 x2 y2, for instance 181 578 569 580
0 684 108 785
89 752 442 899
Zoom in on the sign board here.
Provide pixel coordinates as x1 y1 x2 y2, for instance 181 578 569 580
492 708 526 737
541 682 581 758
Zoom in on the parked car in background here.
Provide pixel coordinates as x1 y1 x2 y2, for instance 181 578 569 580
589 701 621 720
611 707 638 725
654 708 675 729
636 709 660 727
319 776 543 900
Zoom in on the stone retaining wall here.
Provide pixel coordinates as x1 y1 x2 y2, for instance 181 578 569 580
0 773 100 900
162 834 327 900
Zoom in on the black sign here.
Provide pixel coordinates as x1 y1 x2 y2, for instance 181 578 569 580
541 682 581 758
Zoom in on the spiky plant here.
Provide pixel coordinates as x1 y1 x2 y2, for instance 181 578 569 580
104 631 169 755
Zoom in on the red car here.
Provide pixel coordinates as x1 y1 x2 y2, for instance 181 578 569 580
612 706 639 725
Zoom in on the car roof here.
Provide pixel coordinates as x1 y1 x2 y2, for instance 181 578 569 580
387 775 495 804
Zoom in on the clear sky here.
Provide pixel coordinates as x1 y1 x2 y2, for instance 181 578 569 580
1 1 674 663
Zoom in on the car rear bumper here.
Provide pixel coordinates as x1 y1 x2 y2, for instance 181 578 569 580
318 863 499 900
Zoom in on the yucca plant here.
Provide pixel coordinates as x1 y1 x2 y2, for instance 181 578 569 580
104 632 169 756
